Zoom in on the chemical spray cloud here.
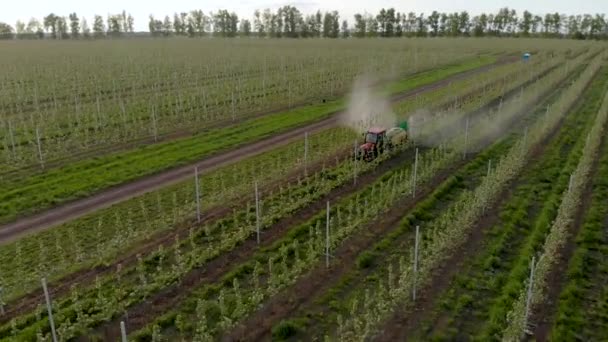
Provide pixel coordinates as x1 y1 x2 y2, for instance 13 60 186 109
408 105 507 152
340 74 396 133
408 86 538 153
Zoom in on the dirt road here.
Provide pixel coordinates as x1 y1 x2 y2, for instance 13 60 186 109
0 58 514 245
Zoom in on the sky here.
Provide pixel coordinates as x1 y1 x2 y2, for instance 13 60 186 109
2 0 607 31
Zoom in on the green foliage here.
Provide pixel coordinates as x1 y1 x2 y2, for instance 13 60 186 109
0 52 494 224
356 251 375 269
272 319 304 340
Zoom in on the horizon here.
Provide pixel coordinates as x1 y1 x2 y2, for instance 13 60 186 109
2 0 608 32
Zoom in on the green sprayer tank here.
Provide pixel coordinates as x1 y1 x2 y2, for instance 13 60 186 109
397 120 408 131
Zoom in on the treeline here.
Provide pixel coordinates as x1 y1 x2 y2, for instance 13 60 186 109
0 11 135 39
1 7 607 40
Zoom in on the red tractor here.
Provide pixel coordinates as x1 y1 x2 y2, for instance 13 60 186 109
357 127 388 161
356 124 408 161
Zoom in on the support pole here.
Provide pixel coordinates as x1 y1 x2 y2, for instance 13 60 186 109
413 148 419 198
568 174 574 193
463 118 469 160
35 127 44 169
8 120 15 158
42 278 58 342
523 126 528 149
413 225 420 301
231 91 236 121
524 256 536 332
353 140 358 185
151 106 158 142
487 159 492 177
96 96 101 129
326 201 330 268
120 321 128 342
304 132 309 177
195 167 201 223
255 181 260 244
0 286 4 315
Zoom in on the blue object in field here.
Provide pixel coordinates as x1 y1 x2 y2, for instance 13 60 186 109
522 53 531 62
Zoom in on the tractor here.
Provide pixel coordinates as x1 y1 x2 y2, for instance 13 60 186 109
356 121 408 161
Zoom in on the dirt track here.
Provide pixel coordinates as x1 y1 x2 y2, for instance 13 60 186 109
91 58 532 341
224 61 562 342
0 58 513 245
375 113 569 341
0 58 515 326
530 92 608 341
374 64 596 342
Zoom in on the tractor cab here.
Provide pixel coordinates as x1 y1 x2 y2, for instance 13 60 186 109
358 127 387 161
355 120 409 162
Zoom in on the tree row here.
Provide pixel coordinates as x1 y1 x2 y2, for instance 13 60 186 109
0 7 607 40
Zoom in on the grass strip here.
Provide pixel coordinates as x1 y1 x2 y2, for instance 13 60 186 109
0 56 496 224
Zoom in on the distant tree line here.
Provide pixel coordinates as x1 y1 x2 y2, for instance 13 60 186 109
0 11 135 40
1 7 607 40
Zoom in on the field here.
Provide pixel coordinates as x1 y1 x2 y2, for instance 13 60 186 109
0 37 607 341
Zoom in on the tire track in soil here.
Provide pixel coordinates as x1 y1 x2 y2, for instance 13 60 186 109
91 58 556 341
374 66 598 342
90 147 425 341
0 93 334 180
0 58 517 325
530 101 608 341
0 147 347 325
0 57 467 177
226 159 471 342
0 57 516 243
223 62 565 342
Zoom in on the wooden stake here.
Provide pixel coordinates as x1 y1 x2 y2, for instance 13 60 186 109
255 181 260 244
524 256 536 333
463 118 469 160
151 106 158 142
195 167 201 223
42 278 58 342
487 159 492 177
353 140 358 185
413 148 419 198
231 91 236 121
522 127 528 156
7 120 15 158
304 132 309 176
0 286 4 315
326 201 330 268
120 321 128 342
96 96 101 130
413 225 420 301
35 127 44 169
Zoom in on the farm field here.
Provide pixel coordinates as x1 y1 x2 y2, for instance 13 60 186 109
0 37 607 342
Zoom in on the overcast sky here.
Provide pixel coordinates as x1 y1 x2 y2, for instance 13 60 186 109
2 0 607 31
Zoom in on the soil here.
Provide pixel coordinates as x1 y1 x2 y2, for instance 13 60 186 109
222 60 562 342
0 58 516 245
225 158 468 341
0 56 517 181
0 57 518 332
0 147 346 325
88 147 424 340
0 58 513 327
530 115 608 341
86 57 555 341
374 66 599 342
